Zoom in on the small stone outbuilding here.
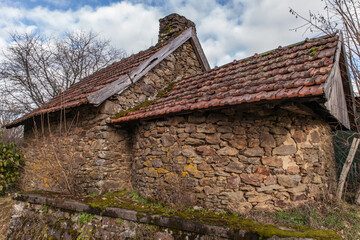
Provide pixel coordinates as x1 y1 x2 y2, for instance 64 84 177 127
6 14 356 213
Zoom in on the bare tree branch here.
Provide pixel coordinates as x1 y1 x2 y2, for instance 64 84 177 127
0 31 126 113
291 0 360 204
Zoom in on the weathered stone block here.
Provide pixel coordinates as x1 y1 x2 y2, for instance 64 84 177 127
195 146 216 156
226 175 241 189
204 186 220 195
292 130 307 143
264 175 277 186
205 133 222 145
218 146 239 156
247 194 272 203
260 132 276 148
261 156 282 167
182 147 197 158
161 135 176 146
197 124 216 133
273 145 297 156
240 173 263 187
185 137 205 145
253 166 270 176
277 175 301 188
230 137 247 150
225 162 245 173
218 126 232 133
270 126 288 135
257 184 284 192
243 147 264 157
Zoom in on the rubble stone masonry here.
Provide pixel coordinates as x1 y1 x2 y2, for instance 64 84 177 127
20 40 203 194
132 105 337 213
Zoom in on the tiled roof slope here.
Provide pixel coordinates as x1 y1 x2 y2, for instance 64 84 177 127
109 34 338 124
7 44 163 127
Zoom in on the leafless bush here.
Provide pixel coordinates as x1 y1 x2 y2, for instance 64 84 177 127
25 110 84 195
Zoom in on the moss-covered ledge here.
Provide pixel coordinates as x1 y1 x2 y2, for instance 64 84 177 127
11 192 340 240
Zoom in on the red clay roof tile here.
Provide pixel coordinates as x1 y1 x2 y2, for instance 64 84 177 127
109 34 339 124
6 44 164 127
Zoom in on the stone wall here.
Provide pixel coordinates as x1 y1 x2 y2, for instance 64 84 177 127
20 40 203 194
8 193 338 239
132 104 337 213
7 202 222 240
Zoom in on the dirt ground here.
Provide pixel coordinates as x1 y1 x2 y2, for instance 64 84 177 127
0 194 14 240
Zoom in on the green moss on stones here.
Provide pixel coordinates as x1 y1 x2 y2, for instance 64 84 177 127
110 82 176 119
309 47 319 56
83 190 340 239
163 26 174 34
18 191 340 239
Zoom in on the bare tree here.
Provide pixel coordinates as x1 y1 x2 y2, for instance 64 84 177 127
290 0 360 203
0 31 126 113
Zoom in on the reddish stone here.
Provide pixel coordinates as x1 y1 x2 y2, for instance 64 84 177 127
226 175 241 189
230 137 247 150
243 147 264 157
205 134 221 144
248 139 260 148
264 175 277 186
286 165 300 174
261 156 282 167
275 200 287 208
254 166 270 176
196 146 216 156
240 173 263 187
292 130 306 143
157 127 165 133
218 146 239 156
144 131 151 138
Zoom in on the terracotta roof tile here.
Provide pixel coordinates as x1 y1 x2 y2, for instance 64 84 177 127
109 34 339 124
7 44 164 127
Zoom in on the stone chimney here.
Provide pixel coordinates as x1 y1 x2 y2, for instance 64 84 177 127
158 13 196 43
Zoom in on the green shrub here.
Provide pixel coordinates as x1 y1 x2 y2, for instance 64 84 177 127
0 142 24 194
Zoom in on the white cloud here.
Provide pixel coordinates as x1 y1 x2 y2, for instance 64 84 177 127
0 0 328 67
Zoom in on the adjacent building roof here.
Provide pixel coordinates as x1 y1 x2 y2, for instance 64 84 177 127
6 26 210 128
109 34 354 129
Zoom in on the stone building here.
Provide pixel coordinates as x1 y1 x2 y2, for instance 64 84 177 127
6 14 356 213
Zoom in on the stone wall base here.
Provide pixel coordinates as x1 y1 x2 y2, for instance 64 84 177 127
6 193 339 240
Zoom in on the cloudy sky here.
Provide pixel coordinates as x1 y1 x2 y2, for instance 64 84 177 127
0 0 327 67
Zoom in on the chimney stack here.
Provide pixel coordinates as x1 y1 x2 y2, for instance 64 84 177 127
158 13 195 44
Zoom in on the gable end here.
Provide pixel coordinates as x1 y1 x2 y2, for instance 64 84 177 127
87 28 210 107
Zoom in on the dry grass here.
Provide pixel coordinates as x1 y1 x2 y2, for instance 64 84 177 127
0 194 14 240
244 201 360 240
